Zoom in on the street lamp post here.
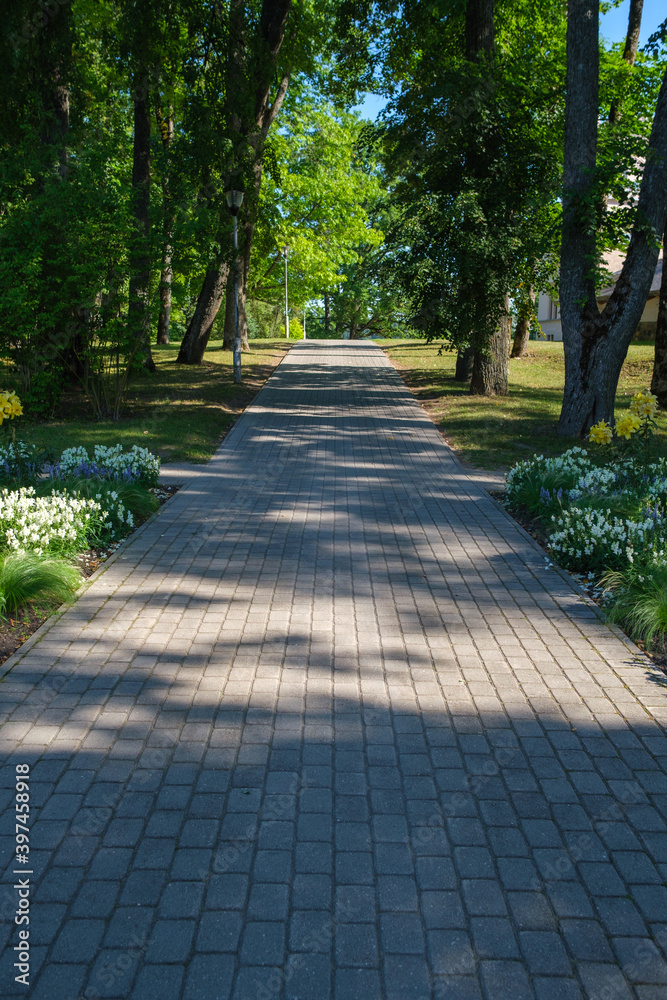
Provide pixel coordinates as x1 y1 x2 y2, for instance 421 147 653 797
282 246 290 338
225 188 244 383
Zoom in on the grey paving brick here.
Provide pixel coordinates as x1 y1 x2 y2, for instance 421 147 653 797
336 923 378 966
462 879 508 916
334 968 383 1000
533 978 584 1000
380 912 425 955
577 962 635 1000
561 918 615 962
29 964 87 1000
519 930 572 976
612 937 667 983
284 953 332 1000
131 964 184 1000
50 918 106 962
239 921 285 966
183 954 235 1000
470 917 520 959
290 910 333 953
196 911 243 952
87 948 143 997
480 960 533 1000
383 954 432 1000
206 873 249 910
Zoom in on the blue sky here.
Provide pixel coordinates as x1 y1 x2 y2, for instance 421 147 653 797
355 2 666 121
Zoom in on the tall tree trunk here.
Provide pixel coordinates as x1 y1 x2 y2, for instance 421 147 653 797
454 346 474 381
471 298 510 395
176 265 230 364
466 0 503 395
180 0 292 363
558 3 667 435
651 230 667 406
156 109 174 345
32 3 80 390
223 279 235 350
465 0 494 57
511 288 535 358
128 72 156 372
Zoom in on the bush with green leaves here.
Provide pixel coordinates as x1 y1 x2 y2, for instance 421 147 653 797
51 445 161 488
549 507 662 573
0 487 132 557
507 442 667 650
39 478 159 523
0 442 41 486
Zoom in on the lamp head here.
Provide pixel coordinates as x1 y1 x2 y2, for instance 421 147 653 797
225 189 244 216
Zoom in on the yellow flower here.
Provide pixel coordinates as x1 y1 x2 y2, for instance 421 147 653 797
0 390 22 419
630 390 658 420
615 411 641 440
588 420 613 445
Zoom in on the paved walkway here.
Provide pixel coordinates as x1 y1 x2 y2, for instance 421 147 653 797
1 341 667 1000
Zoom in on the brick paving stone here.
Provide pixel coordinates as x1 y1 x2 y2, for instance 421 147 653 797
1 340 667 999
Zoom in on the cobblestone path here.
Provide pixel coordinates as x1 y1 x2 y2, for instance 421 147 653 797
1 341 667 1000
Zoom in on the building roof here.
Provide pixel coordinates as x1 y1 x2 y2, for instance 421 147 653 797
598 255 663 303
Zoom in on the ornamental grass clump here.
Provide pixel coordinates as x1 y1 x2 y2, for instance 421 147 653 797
0 553 80 618
603 560 667 651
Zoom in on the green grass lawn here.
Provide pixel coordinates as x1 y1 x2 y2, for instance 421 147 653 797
17 339 291 465
379 339 665 471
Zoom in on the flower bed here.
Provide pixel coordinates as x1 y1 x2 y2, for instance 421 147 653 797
506 392 667 653
48 444 161 487
0 487 136 557
0 393 170 655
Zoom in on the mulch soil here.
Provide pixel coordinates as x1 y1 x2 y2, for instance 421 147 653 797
0 484 181 668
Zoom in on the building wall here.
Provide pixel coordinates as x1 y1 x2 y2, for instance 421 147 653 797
537 293 562 341
536 293 659 342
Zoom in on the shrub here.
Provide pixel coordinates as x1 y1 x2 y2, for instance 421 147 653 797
0 553 81 618
51 444 160 487
548 507 661 572
0 486 130 556
40 477 159 522
0 442 41 486
506 447 591 514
